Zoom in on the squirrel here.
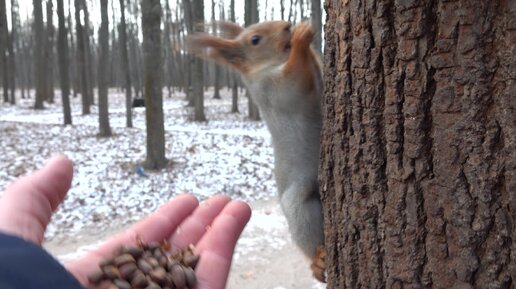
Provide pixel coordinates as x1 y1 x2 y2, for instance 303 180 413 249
186 21 326 282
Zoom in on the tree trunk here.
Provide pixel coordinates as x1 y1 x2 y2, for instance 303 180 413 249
211 0 221 99
68 2 78 98
33 0 46 109
245 0 260 121
75 0 90 114
229 0 239 113
319 1 515 288
7 0 16 104
46 0 55 103
57 0 72 125
119 0 132 128
83 1 94 105
142 0 167 169
98 0 111 137
311 0 322 55
0 0 7 103
192 0 206 121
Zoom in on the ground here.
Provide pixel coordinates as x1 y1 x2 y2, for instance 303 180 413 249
0 89 325 289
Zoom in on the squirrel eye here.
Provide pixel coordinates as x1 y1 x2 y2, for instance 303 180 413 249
251 35 261 46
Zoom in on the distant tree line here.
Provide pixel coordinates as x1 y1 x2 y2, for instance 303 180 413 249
0 0 323 168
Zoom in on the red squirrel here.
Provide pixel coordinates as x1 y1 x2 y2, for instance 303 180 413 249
186 21 326 282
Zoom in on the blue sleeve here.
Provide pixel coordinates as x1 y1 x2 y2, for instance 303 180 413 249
0 232 86 289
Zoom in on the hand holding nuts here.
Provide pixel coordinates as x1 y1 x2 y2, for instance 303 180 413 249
87 240 200 289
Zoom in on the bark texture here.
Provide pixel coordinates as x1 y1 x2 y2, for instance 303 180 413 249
319 0 515 288
142 0 167 169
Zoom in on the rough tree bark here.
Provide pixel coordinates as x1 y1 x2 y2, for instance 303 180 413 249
319 1 515 288
142 0 167 169
57 0 72 125
98 0 111 137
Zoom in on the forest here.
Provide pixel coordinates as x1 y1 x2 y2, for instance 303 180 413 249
0 1 327 289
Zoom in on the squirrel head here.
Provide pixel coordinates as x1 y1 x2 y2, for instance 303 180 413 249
186 21 292 77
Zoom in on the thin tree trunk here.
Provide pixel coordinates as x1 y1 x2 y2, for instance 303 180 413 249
230 0 238 113
57 0 72 125
98 0 111 137
310 0 321 55
33 0 46 109
192 0 206 121
211 0 220 99
83 0 94 105
7 0 16 104
67 0 77 98
46 0 55 103
0 0 7 103
245 0 260 120
75 0 90 114
142 0 167 169
320 1 515 288
119 0 132 128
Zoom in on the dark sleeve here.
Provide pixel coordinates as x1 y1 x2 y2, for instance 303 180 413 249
0 232 86 289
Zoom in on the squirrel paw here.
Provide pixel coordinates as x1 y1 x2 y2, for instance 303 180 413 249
292 22 314 47
310 246 327 283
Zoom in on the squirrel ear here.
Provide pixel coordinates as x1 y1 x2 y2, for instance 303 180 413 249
215 21 244 39
186 35 246 72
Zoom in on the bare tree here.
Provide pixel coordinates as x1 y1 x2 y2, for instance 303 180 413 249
119 0 132 127
182 0 194 106
320 1 515 288
67 0 78 98
7 0 16 104
244 0 260 120
0 0 8 102
229 0 238 113
45 0 55 102
75 0 91 114
192 0 206 121
142 0 167 169
33 0 46 109
98 0 111 137
57 0 72 124
310 0 321 55
211 0 220 99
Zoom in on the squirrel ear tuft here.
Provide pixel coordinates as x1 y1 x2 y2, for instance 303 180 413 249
215 21 245 39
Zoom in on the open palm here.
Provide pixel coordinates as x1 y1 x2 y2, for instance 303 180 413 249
0 155 251 289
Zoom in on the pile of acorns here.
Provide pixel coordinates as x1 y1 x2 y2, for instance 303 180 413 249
87 240 200 289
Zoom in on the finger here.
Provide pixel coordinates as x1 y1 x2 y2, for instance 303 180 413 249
66 194 198 285
194 200 251 289
169 194 230 250
0 155 73 244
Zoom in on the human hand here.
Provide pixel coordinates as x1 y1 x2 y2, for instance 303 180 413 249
0 155 252 289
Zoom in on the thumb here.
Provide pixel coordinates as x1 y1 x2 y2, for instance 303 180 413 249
0 155 73 245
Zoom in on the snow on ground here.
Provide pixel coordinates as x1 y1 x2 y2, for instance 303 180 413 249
0 88 275 242
0 89 325 289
